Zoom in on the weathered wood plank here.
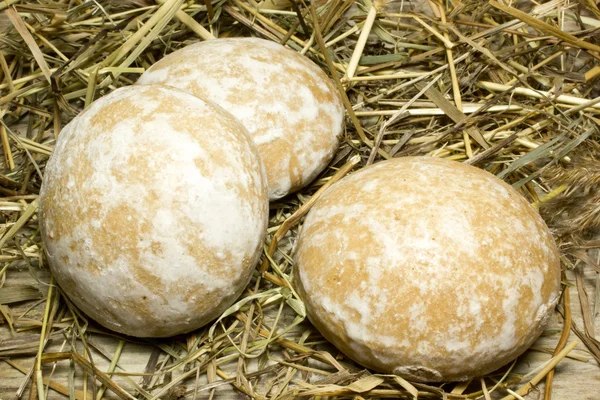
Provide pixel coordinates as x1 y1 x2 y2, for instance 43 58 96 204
1 267 598 399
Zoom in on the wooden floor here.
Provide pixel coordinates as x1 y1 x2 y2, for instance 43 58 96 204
1 265 599 400
0 0 598 399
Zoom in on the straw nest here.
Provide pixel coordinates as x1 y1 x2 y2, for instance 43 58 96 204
0 0 599 399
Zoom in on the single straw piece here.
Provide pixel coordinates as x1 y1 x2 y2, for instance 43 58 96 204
345 2 378 80
500 341 579 400
478 81 600 109
490 0 600 53
5 7 52 83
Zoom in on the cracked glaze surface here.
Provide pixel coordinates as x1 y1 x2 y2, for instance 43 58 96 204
40 85 269 337
293 157 561 382
136 37 344 200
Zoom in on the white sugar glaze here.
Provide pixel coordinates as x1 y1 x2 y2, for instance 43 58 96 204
294 157 561 381
137 37 345 199
40 85 269 337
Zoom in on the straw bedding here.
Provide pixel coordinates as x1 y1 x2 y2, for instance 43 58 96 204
0 0 599 399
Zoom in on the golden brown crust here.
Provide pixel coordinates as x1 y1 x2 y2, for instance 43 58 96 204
137 37 345 199
294 157 561 381
40 85 269 337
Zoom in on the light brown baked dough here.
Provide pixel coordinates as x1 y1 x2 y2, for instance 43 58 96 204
40 85 269 337
136 37 345 200
294 157 561 382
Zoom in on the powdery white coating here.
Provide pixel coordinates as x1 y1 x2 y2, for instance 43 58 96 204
40 85 269 337
136 37 345 200
293 157 561 382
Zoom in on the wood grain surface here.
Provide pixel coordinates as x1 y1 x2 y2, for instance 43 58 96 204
1 263 599 400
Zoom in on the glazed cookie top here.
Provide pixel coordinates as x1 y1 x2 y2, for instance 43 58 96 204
40 85 269 337
137 37 345 200
294 156 561 381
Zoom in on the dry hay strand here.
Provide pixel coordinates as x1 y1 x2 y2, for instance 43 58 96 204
0 0 599 399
